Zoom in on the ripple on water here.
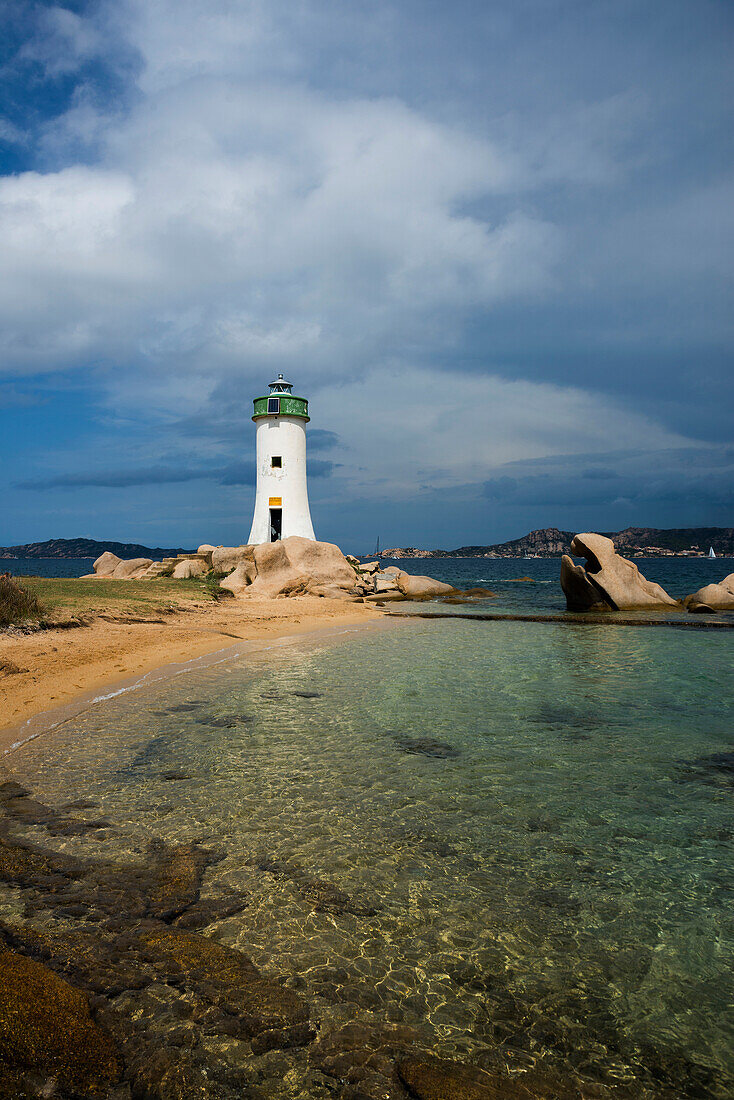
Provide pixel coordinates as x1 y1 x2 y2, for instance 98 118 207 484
4 618 734 1098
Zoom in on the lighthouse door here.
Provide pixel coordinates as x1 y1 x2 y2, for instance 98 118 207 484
269 508 282 542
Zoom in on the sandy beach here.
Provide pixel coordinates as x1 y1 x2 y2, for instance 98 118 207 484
0 594 381 755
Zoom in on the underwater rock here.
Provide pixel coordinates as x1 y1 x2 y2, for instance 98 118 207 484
297 877 377 917
172 894 249 930
394 736 460 759
147 838 218 922
0 824 223 927
131 923 312 1046
679 751 734 786
0 920 151 996
0 780 110 835
311 1021 425 1100
0 943 120 1097
251 856 376 917
0 834 84 889
292 690 322 698
397 1054 567 1099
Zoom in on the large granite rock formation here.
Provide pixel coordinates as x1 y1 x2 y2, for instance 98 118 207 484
87 552 153 580
212 545 255 575
561 533 678 611
222 537 358 600
683 574 734 612
396 572 455 599
85 537 459 603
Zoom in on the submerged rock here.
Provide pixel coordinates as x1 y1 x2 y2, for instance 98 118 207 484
0 943 120 1096
678 751 734 786
397 1054 565 1099
561 533 678 611
394 736 460 759
251 856 376 917
132 923 312 1046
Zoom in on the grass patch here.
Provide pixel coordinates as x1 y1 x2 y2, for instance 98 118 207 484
14 576 216 620
0 574 46 626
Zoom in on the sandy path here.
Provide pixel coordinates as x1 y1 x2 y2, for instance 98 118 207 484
0 596 382 754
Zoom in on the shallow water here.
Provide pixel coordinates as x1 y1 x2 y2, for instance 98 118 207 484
6 616 734 1097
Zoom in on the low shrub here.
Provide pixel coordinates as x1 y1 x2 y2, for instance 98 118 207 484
0 574 46 626
205 572 234 600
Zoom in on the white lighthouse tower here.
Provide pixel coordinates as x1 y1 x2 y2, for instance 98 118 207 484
247 375 316 544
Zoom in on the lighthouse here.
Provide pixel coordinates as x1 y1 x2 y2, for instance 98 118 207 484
247 375 316 545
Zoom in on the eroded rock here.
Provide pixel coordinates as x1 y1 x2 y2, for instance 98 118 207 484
212 544 256 576
92 550 122 577
561 534 678 611
396 573 456 599
683 576 734 612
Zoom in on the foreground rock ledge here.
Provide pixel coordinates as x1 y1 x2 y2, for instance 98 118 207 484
561 533 678 611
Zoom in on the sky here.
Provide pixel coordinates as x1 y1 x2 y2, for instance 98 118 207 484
1 0 732 554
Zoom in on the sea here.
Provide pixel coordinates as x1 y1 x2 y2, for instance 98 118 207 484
3 555 734 1097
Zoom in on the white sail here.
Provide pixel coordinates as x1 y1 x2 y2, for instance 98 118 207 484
709 546 716 559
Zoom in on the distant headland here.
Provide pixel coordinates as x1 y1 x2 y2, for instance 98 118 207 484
1 526 732 561
379 526 734 559
0 538 190 560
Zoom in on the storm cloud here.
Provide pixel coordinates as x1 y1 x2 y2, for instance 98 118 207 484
1 0 732 549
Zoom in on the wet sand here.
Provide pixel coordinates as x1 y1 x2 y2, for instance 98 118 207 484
0 595 382 754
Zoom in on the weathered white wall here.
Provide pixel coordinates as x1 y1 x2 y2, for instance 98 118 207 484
247 415 316 544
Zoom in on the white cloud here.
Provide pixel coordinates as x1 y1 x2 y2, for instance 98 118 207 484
308 365 695 500
0 73 558 375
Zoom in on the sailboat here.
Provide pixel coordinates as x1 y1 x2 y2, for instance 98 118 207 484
374 536 380 557
709 546 716 559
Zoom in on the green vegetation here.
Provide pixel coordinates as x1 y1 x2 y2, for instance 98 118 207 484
0 574 46 626
205 573 234 601
12 576 217 621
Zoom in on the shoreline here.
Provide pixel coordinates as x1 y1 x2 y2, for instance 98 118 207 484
0 595 385 757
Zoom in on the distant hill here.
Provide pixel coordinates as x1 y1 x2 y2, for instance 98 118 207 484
381 526 734 558
0 538 191 560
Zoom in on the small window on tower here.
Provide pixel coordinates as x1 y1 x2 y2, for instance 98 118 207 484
271 456 282 468
267 396 280 414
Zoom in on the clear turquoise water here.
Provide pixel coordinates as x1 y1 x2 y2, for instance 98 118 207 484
6 614 734 1097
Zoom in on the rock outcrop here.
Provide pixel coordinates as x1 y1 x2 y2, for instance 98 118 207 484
561 533 678 611
88 552 153 580
91 551 121 577
212 544 255 575
172 558 207 579
683 574 734 612
219 559 258 594
86 537 460 603
242 538 358 600
396 573 455 599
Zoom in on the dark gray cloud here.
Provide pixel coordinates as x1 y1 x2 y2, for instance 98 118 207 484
1 0 732 546
17 456 334 491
